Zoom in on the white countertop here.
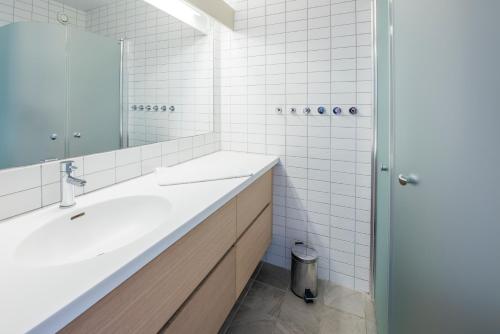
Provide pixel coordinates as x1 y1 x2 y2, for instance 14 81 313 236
0 151 279 334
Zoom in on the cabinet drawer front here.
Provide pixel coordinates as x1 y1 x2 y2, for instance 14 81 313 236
236 204 272 296
60 199 237 334
161 248 236 334
236 170 272 238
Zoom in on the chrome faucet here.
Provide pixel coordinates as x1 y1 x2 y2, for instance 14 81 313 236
60 161 86 208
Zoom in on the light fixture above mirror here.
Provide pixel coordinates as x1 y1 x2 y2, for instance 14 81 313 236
143 0 211 34
143 0 234 34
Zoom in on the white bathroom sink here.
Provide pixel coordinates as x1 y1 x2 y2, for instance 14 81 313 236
13 195 171 267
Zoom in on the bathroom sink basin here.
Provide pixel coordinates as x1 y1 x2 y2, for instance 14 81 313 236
13 195 171 267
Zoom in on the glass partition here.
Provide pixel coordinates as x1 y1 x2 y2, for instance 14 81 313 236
68 27 121 157
0 23 67 169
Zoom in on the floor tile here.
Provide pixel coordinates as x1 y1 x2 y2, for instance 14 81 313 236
255 262 291 291
230 281 285 326
320 281 366 318
276 291 326 334
272 321 292 334
319 308 367 334
226 320 276 334
222 263 377 334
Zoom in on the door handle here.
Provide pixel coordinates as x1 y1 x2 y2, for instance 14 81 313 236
398 174 419 186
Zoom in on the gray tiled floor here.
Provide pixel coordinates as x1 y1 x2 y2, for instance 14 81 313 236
220 263 376 334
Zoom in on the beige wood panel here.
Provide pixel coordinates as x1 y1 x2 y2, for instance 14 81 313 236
161 248 236 334
60 199 237 334
236 170 272 238
235 204 272 296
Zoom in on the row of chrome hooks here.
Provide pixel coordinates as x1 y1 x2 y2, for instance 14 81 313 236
276 106 358 115
130 105 175 112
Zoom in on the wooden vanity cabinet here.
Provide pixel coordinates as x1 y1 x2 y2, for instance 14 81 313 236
236 170 272 238
236 204 272 296
160 248 236 334
60 170 273 334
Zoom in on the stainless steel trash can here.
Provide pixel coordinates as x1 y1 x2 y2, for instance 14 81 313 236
291 242 318 303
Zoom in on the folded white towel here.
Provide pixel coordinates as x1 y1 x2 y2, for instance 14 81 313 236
155 165 254 186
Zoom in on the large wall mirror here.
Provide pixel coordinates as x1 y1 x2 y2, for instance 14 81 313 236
0 0 214 169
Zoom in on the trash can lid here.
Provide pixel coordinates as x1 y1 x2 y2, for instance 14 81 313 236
291 243 318 263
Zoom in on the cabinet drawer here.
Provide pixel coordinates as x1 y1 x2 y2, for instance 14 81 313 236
60 199 237 334
161 248 236 334
236 170 272 238
235 204 272 296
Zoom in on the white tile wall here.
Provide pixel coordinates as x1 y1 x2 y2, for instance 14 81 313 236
0 0 373 293
85 0 214 145
218 0 373 292
0 0 86 28
0 133 220 221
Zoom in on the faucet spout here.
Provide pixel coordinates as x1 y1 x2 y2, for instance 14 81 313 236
60 161 86 208
67 175 87 187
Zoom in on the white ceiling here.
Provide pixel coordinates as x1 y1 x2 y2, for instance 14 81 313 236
59 0 115 11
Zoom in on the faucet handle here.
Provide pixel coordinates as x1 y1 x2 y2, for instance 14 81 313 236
60 160 76 173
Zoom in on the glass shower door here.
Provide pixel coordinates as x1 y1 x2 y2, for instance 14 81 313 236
0 22 67 168
67 27 121 158
390 0 500 333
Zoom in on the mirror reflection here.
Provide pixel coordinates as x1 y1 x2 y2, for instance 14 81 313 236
0 0 214 169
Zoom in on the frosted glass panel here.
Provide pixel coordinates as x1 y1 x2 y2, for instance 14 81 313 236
0 22 121 168
0 23 67 169
68 27 121 157
390 0 500 333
